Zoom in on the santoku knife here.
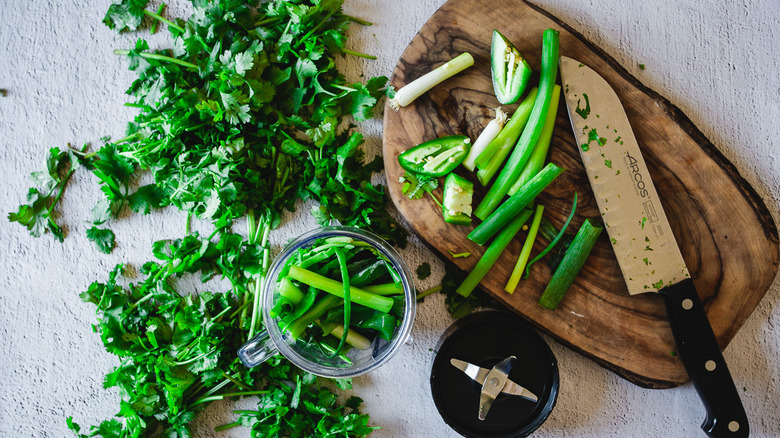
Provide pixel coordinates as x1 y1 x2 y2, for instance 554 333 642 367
559 56 748 437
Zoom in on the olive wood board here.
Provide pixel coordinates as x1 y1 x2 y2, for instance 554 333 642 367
382 0 779 388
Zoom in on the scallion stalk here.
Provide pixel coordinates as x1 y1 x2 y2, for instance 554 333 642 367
389 53 474 110
328 324 372 350
462 107 508 172
455 209 533 297
278 278 304 304
474 29 560 219
286 295 342 340
468 162 564 246
286 265 394 313
508 84 561 196
538 218 603 309
523 192 577 278
362 282 403 296
327 247 352 357
474 88 538 185
505 204 544 293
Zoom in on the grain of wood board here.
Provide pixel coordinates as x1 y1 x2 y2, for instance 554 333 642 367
382 0 779 388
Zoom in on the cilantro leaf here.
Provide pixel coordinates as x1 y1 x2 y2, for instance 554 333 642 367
103 0 151 33
416 262 431 280
8 147 79 241
86 227 116 254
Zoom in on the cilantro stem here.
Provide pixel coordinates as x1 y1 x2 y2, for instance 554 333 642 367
113 49 197 70
149 3 166 34
221 372 252 391
342 14 373 26
342 49 377 60
214 422 239 432
416 285 441 301
113 133 140 143
129 290 155 310
247 216 271 339
295 9 336 48
173 348 216 366
46 167 76 221
254 16 281 27
188 390 269 408
142 8 184 33
185 211 192 235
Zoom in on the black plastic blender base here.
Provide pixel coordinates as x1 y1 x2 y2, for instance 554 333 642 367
430 311 559 438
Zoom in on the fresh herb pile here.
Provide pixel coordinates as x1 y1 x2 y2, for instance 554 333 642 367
9 0 411 436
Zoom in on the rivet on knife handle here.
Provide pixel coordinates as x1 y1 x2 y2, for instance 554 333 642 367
660 279 749 437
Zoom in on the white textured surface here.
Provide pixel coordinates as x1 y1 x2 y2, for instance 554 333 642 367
1 0 779 437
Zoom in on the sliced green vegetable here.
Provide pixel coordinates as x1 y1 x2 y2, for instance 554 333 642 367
505 204 544 293
508 84 562 196
468 162 564 245
462 107 508 171
287 265 394 313
286 295 343 340
327 324 372 350
538 218 603 309
475 29 560 219
474 88 538 186
455 209 533 297
524 192 577 278
398 135 471 177
278 277 305 304
491 30 532 104
442 173 474 225
362 283 403 296
327 247 351 357
389 53 475 110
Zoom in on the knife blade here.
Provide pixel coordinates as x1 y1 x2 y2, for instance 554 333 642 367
559 56 749 438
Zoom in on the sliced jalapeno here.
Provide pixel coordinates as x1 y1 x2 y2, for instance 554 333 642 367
397 135 471 177
442 172 474 225
491 30 532 105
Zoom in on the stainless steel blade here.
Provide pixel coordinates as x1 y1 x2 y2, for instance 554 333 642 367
478 356 513 420
450 358 489 383
559 56 689 295
449 358 539 402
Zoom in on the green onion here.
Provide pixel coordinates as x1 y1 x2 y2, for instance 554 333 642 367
474 88 538 185
362 282 403 296
508 84 562 196
524 192 577 278
455 209 533 297
278 278 305 304
286 295 343 340
474 29 560 219
327 324 372 350
389 53 474 110
468 162 564 246
505 204 544 293
538 218 603 309
286 265 394 313
328 247 351 357
462 107 508 172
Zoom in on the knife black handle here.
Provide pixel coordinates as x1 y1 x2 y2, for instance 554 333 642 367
659 278 749 437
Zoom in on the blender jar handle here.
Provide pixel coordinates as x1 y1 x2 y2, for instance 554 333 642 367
238 330 278 368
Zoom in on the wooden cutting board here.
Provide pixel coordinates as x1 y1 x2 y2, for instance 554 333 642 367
382 0 779 388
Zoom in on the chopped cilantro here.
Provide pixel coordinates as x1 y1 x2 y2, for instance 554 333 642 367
575 93 591 119
416 262 432 280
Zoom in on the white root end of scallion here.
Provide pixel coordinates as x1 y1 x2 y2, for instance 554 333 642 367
389 52 474 111
462 107 508 171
